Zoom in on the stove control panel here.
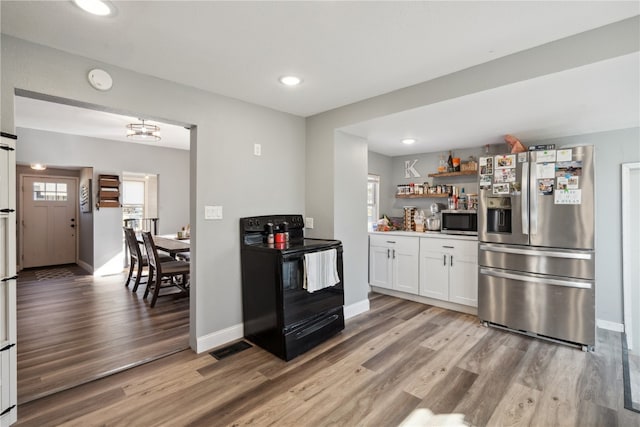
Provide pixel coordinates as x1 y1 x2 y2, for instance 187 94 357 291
241 214 305 234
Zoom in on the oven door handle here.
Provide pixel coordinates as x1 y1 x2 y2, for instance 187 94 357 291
294 314 340 339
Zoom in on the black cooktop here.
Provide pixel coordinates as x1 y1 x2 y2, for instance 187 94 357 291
243 237 341 254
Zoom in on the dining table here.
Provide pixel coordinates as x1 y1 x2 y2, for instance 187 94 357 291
138 234 190 259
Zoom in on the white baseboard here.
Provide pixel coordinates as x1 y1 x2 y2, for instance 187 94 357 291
344 298 370 320
596 319 624 332
195 323 244 354
371 286 478 316
77 260 93 274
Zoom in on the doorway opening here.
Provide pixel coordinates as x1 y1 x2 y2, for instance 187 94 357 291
13 92 194 404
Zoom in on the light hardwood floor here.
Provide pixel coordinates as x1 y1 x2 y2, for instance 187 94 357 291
15 293 640 426
17 264 189 404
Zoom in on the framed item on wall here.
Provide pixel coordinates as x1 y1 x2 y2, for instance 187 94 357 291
80 179 92 213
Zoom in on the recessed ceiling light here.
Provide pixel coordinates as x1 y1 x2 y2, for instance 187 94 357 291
30 163 47 171
72 0 113 16
279 76 302 86
401 138 417 145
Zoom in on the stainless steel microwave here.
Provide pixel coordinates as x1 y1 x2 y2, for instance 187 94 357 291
441 210 478 235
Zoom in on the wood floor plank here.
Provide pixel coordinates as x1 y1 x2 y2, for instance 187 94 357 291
513 339 558 391
13 293 640 427
485 382 541 427
578 328 620 410
296 345 434 427
528 344 587 426
404 320 488 399
453 344 526 426
419 366 478 415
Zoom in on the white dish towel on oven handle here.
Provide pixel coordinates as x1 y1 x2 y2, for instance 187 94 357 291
303 249 340 293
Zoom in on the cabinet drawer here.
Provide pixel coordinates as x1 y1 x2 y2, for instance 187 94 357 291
420 237 477 256
370 234 418 253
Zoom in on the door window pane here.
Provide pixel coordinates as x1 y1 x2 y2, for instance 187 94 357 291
33 181 67 201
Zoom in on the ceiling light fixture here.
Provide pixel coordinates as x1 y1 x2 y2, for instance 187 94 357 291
279 76 302 86
30 163 47 171
126 119 161 142
72 0 113 16
401 138 417 145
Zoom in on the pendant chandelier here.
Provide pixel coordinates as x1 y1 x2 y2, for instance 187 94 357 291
126 119 161 141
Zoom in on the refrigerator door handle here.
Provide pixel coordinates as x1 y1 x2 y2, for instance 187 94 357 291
480 268 592 289
529 158 538 235
479 243 592 260
522 161 529 235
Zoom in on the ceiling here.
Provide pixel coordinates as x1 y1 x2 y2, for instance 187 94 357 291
344 52 640 156
15 96 191 150
3 2 639 155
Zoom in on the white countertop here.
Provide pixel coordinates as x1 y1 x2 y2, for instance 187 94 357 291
369 230 477 241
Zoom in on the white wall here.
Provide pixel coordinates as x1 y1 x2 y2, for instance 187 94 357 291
335 131 369 309
15 127 189 274
2 35 306 351
306 17 639 323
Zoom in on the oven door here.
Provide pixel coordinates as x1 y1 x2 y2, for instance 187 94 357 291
280 246 344 329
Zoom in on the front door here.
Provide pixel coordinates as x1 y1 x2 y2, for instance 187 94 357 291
22 176 77 268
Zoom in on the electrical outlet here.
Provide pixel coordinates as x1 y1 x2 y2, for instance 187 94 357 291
254 143 261 156
305 217 314 229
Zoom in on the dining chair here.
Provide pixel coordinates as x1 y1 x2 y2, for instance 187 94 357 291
123 227 172 292
141 232 191 308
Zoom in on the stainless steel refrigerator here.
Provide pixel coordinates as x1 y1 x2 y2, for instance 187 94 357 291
477 145 595 350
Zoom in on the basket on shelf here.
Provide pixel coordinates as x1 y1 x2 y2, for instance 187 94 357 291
461 160 478 172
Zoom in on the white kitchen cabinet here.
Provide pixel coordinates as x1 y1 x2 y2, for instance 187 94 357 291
369 234 419 294
419 237 478 307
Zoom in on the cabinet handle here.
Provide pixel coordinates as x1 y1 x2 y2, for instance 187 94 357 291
442 245 454 249
443 255 446 266
387 249 390 259
450 255 453 267
392 249 396 259
386 241 396 244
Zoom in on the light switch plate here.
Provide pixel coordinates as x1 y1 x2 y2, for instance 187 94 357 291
305 217 314 229
205 205 223 220
254 144 261 156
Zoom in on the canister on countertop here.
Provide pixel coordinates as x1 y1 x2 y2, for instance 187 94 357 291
265 223 275 244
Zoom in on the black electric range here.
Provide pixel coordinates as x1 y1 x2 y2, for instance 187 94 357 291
239 215 344 361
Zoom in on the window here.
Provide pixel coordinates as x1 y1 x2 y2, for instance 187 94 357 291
33 182 67 201
122 174 158 233
122 180 145 224
367 175 380 231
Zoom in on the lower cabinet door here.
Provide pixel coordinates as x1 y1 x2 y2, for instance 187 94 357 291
419 249 449 300
393 248 419 294
449 241 478 307
449 254 478 306
369 244 392 289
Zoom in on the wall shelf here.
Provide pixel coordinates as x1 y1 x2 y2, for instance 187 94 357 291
396 193 449 199
97 174 120 208
428 170 477 178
